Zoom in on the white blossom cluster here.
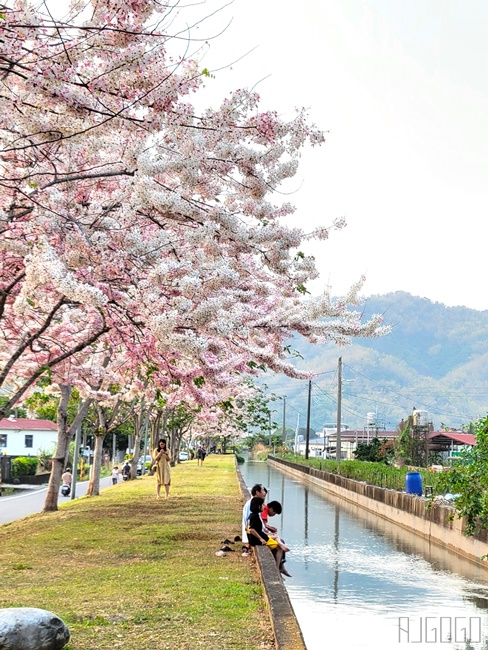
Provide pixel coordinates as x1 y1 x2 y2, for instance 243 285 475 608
22 243 108 307
0 0 389 425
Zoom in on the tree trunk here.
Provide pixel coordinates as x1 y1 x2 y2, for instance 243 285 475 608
129 402 150 479
87 433 105 496
161 409 169 442
43 384 71 512
150 410 163 450
172 425 189 463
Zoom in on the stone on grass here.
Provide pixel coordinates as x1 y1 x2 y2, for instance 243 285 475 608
0 607 70 650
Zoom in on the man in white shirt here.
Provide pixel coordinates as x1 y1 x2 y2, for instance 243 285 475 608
241 484 267 556
62 468 73 487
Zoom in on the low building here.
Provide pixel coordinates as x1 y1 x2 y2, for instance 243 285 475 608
297 429 476 462
0 416 58 456
427 431 475 462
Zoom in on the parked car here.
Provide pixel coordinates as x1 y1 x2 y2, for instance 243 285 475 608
136 455 153 475
179 451 189 462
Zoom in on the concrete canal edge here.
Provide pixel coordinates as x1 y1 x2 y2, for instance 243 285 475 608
236 465 307 650
269 456 488 569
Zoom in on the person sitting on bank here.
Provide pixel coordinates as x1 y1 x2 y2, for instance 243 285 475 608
241 484 267 557
247 497 289 571
265 500 291 577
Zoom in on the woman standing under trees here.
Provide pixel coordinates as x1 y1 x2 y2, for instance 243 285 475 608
153 439 171 499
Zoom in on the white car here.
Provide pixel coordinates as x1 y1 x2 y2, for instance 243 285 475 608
179 451 189 461
136 455 153 475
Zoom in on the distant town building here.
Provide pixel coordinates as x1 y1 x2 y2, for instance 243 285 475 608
296 426 475 461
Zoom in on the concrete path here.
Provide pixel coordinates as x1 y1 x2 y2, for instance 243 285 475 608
0 476 113 526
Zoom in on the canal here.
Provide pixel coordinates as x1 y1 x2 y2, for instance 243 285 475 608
240 459 488 650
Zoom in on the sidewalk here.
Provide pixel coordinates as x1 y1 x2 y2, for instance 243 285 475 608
0 483 46 490
0 455 275 650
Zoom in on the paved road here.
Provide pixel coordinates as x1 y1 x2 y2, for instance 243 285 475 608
0 476 114 526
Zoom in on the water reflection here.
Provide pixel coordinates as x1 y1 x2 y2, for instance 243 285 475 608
333 505 339 603
240 461 488 650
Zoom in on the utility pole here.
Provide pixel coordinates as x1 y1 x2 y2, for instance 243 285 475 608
71 423 81 500
71 399 82 500
142 411 150 475
336 356 342 462
282 397 286 442
305 379 312 459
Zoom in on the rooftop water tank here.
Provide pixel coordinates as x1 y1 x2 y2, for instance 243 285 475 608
413 409 429 427
366 412 376 427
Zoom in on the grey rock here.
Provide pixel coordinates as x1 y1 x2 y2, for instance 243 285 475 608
0 607 70 650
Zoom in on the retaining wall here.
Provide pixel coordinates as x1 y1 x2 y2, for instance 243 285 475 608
236 465 306 650
269 456 488 568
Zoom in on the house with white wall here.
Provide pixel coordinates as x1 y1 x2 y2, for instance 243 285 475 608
0 416 58 456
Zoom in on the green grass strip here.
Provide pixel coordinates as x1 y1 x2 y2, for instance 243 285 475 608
0 455 274 650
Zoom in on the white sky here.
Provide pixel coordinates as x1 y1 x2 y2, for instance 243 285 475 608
191 0 488 311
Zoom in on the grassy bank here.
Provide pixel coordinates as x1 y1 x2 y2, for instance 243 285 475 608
0 455 274 650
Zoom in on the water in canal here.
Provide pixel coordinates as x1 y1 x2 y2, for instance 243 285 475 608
240 460 488 650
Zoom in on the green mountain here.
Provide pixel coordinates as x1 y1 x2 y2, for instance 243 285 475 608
265 292 488 433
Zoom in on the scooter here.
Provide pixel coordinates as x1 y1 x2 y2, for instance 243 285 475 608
61 484 71 497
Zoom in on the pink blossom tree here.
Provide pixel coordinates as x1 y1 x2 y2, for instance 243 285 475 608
1 0 389 510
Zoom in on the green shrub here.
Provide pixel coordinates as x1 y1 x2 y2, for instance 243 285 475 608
11 457 38 478
234 453 245 464
36 448 54 473
281 454 444 492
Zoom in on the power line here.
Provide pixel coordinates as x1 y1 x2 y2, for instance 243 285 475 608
342 363 478 422
312 381 365 421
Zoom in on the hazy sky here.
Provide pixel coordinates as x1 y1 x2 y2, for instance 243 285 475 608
191 0 488 311
41 0 488 310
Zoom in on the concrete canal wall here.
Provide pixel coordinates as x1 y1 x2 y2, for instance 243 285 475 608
269 456 488 568
236 465 306 650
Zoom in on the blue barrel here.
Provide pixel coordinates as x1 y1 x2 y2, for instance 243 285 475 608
405 471 423 496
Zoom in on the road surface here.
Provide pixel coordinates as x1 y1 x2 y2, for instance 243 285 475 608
0 476 114 526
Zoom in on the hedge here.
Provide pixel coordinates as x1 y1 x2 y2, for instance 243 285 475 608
11 457 38 478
